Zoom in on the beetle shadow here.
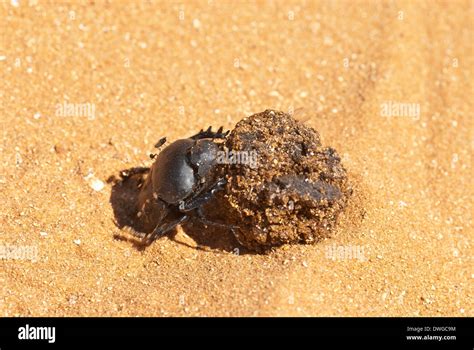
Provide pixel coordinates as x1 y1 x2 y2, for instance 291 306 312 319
107 167 252 254
178 215 247 254
107 168 150 251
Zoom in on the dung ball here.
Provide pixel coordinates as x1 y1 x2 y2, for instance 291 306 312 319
215 109 351 251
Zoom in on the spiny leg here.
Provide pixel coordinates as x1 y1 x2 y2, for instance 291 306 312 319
143 214 189 245
120 167 150 180
178 178 227 212
195 206 239 233
190 126 229 140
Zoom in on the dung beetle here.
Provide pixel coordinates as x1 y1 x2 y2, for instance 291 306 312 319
135 126 236 244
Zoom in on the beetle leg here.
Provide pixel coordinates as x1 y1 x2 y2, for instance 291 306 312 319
195 206 239 232
190 126 230 140
179 178 226 211
143 214 189 244
119 166 150 180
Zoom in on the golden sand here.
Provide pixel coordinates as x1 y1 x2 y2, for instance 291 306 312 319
0 0 472 316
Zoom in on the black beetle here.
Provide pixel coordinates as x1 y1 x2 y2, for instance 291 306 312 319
134 126 235 244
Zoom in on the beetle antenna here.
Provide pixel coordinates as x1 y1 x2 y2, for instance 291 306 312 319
154 137 167 149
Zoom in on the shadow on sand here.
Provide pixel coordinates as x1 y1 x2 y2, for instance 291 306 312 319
107 167 248 254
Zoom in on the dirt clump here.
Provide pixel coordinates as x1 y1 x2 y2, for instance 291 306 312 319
215 109 352 251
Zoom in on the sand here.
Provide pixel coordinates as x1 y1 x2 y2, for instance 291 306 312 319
0 0 472 316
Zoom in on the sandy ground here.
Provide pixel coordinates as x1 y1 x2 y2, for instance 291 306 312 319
1 0 472 316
